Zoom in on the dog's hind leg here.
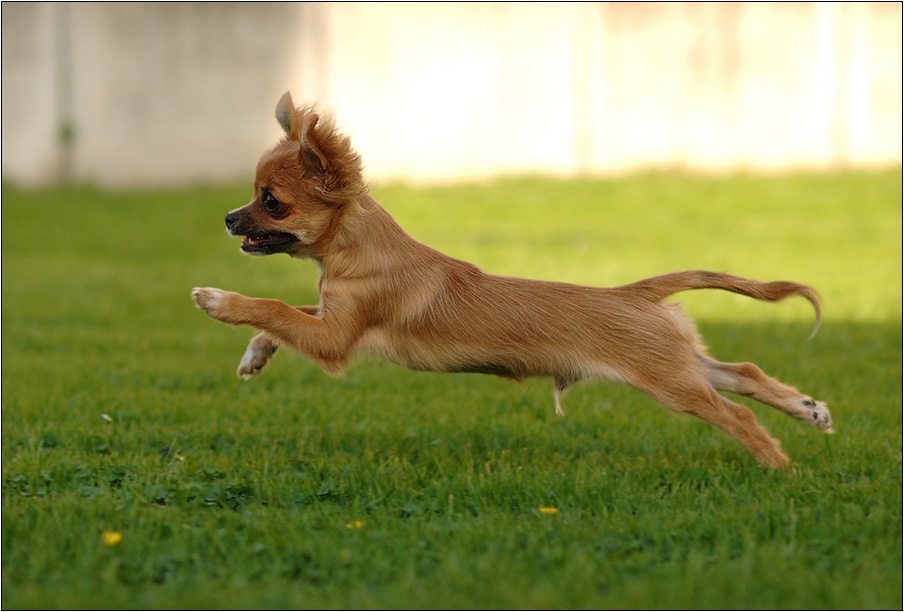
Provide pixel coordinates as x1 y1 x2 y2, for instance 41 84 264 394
237 306 320 380
636 369 790 469
698 355 833 433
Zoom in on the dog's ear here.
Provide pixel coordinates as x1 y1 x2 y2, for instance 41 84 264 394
299 113 331 184
275 92 298 139
274 100 366 199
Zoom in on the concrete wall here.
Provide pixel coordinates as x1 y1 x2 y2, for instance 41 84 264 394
2 2 901 187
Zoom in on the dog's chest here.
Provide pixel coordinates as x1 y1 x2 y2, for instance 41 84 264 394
353 327 446 372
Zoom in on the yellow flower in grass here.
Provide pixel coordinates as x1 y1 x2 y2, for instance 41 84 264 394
345 519 366 529
102 531 123 546
538 506 559 515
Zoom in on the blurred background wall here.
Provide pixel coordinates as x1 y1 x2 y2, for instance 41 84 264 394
2 1 901 187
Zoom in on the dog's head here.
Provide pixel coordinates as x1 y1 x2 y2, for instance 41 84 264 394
225 93 367 257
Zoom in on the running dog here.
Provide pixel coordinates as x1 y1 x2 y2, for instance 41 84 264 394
193 92 833 469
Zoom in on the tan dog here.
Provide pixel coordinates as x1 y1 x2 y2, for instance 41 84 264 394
193 92 833 469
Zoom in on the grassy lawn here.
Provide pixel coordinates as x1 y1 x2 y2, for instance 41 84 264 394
2 169 901 609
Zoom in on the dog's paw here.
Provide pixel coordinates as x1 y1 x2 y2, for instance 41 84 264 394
237 336 279 380
192 287 226 317
237 350 269 380
192 287 247 325
801 398 834 434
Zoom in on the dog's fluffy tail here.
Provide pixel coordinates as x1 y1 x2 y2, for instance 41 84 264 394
622 270 822 338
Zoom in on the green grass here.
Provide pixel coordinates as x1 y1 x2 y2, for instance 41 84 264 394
2 169 901 609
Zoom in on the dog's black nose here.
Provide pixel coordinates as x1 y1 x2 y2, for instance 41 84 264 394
225 212 240 232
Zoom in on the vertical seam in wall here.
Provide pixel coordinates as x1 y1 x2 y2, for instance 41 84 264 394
52 2 75 183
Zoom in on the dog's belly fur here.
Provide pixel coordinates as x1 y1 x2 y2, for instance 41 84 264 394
354 272 697 386
355 325 632 383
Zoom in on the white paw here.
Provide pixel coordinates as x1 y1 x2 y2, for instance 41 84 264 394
237 346 270 380
192 287 224 317
801 398 834 434
237 334 279 380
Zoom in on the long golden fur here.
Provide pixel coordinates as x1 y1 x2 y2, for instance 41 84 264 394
193 92 833 469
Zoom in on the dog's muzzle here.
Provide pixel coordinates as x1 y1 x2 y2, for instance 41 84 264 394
225 211 298 255
225 211 242 233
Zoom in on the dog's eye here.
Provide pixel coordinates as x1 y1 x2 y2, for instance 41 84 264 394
262 191 282 214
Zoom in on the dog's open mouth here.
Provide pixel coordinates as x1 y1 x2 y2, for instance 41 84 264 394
240 232 298 254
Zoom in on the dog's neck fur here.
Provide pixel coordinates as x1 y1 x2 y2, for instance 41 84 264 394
306 193 452 281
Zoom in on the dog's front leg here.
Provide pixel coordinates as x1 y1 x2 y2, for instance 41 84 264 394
238 306 319 379
192 288 359 373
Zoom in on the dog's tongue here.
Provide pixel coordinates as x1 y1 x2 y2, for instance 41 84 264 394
242 233 293 248
243 235 277 247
